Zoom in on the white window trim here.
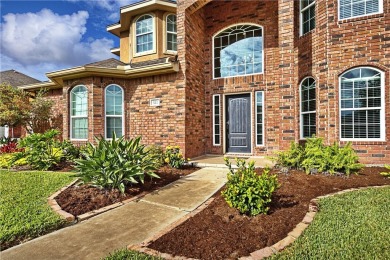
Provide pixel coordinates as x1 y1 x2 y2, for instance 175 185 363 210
104 84 125 140
300 77 316 139
339 67 385 141
338 0 383 21
300 0 316 36
70 85 88 141
212 23 264 80
213 94 221 146
133 13 156 57
255 91 265 146
164 13 177 54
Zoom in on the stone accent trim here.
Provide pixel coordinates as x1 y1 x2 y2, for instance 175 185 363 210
48 180 79 222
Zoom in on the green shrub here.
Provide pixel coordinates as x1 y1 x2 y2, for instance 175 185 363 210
164 145 187 168
17 129 62 170
274 137 362 175
16 129 79 170
74 135 160 193
0 153 27 169
146 145 165 167
221 158 279 216
274 141 304 169
380 165 390 178
59 140 81 161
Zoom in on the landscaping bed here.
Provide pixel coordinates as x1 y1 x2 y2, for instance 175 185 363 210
55 165 199 216
148 167 390 259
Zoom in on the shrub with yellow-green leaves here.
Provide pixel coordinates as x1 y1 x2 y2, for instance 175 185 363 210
164 145 188 169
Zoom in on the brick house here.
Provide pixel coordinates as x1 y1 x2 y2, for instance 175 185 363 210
19 0 390 164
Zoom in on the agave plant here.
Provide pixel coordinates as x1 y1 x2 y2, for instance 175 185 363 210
74 134 160 193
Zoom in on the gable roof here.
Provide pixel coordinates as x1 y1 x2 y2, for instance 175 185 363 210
0 70 41 87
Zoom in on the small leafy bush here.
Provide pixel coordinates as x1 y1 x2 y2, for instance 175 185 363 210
17 129 63 170
0 153 27 169
146 145 165 167
74 135 160 193
0 141 23 154
274 141 304 169
164 145 187 168
221 158 279 216
274 137 362 175
380 165 390 178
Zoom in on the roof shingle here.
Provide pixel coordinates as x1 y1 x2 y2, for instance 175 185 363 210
0 70 41 87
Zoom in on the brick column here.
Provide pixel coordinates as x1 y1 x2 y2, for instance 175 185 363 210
278 0 298 150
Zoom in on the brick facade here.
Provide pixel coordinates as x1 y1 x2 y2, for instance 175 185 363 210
43 0 389 164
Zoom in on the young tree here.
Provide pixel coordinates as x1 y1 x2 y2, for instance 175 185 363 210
0 83 54 133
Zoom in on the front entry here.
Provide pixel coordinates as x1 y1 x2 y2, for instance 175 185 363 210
226 94 251 153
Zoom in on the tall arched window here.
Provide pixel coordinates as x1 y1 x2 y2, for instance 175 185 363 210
213 24 263 79
70 85 88 140
300 77 316 138
105 84 124 139
166 14 177 52
340 67 384 140
135 14 154 54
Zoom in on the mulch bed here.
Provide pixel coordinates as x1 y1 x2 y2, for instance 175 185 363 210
149 167 390 260
55 165 199 216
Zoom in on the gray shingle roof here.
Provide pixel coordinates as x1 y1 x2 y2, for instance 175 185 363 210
130 57 168 68
85 58 126 68
0 70 41 87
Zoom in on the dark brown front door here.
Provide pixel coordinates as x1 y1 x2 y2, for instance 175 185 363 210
226 94 251 153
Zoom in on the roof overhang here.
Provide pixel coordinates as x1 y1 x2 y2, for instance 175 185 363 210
19 81 59 91
45 59 179 86
107 0 177 37
110 47 120 56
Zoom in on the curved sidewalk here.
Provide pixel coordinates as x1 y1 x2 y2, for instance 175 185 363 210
1 168 227 260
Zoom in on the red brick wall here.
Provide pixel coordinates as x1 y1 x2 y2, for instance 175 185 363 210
181 0 390 163
60 74 187 152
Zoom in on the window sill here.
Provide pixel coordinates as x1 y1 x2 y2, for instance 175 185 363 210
164 51 177 55
133 50 156 58
338 13 384 24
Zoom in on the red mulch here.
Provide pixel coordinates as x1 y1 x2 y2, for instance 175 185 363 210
148 167 390 260
55 165 199 216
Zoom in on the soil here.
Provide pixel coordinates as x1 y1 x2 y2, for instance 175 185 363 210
55 165 199 216
149 167 390 260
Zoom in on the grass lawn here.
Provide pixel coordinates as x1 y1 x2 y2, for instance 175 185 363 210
103 249 163 260
271 186 390 260
0 170 75 249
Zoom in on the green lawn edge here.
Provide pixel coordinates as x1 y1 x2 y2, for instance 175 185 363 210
270 186 390 260
0 170 75 248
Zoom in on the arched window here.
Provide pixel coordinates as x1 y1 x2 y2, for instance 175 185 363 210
300 77 316 138
166 14 177 52
135 14 154 54
213 24 263 79
340 67 384 140
105 84 124 139
70 85 88 140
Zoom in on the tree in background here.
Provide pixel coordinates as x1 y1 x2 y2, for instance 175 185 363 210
0 83 54 134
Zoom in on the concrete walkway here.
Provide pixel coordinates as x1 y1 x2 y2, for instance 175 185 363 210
1 168 227 260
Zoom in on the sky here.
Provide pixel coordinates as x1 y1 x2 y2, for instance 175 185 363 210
0 0 142 81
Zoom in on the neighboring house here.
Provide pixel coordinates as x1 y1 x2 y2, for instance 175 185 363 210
0 70 42 138
18 0 390 164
